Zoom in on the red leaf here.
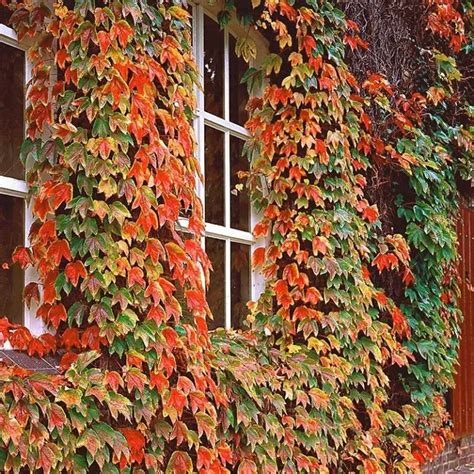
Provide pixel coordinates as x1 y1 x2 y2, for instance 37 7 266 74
252 247 266 268
97 30 111 55
49 182 72 209
312 236 328 255
162 327 177 350
165 242 186 269
24 282 41 308
304 287 321 305
119 428 145 466
127 267 145 288
12 247 31 269
372 253 398 272
315 139 329 164
160 352 176 377
28 338 47 357
38 220 56 242
362 205 379 224
238 459 258 474
126 369 146 393
392 306 411 338
197 447 213 471
144 281 164 304
282 263 299 287
168 388 187 417
186 289 207 313
81 325 105 350
217 443 233 464
65 261 87 287
60 352 78 371
47 240 72 266
166 451 193 474
47 404 66 430
61 328 81 351
48 303 67 330
9 327 33 351
111 20 133 48
302 35 316 56
361 112 372 131
150 371 169 392
104 370 123 392
145 239 164 265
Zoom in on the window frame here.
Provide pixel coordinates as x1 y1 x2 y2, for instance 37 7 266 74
0 23 40 334
186 3 266 329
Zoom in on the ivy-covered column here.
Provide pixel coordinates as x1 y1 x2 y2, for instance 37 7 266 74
213 1 416 472
1 1 227 472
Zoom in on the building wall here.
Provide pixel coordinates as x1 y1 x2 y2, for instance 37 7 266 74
423 435 474 473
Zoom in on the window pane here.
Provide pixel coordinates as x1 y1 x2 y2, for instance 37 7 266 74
230 136 250 231
205 126 225 225
0 195 24 324
229 35 249 125
207 238 225 330
204 15 224 118
0 42 24 180
231 242 250 329
0 6 11 25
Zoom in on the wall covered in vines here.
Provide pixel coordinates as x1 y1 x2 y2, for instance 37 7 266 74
0 0 471 472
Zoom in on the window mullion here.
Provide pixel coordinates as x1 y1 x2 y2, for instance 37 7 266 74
224 131 230 229
224 27 230 122
225 239 231 329
194 5 208 296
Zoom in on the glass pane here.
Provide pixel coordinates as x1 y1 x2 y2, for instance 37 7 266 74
229 35 249 125
207 238 225 330
231 243 250 329
204 15 224 118
205 126 225 226
0 195 24 324
0 42 24 180
230 136 250 231
0 6 11 25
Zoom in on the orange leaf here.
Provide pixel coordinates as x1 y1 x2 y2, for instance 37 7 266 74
252 247 265 268
47 240 72 266
97 30 111 55
111 20 133 48
48 303 67 330
119 428 145 465
186 289 207 313
12 247 31 269
65 261 87 287
61 327 81 351
362 205 379 224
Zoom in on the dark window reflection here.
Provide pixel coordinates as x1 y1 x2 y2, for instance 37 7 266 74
207 237 225 329
204 15 224 118
0 195 24 324
231 243 250 329
205 126 224 225
0 6 11 25
230 136 250 231
0 42 24 180
229 35 249 125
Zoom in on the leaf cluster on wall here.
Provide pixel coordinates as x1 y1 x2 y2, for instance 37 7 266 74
0 0 471 472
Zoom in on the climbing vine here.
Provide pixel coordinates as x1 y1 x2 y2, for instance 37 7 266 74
0 0 470 473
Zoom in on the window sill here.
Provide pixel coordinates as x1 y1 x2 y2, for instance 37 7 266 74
0 349 59 374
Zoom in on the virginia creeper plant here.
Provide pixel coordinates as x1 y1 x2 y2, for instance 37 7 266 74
0 0 471 472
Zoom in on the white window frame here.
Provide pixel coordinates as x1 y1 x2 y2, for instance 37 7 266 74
184 3 266 329
0 24 41 334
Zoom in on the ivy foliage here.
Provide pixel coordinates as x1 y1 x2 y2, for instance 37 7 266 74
0 0 470 472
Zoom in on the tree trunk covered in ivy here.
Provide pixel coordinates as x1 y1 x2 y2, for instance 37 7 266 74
0 0 471 473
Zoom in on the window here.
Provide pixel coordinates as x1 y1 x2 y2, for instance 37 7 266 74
188 5 265 330
0 21 37 332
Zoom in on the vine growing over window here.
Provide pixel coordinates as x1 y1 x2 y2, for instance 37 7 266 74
0 0 471 472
